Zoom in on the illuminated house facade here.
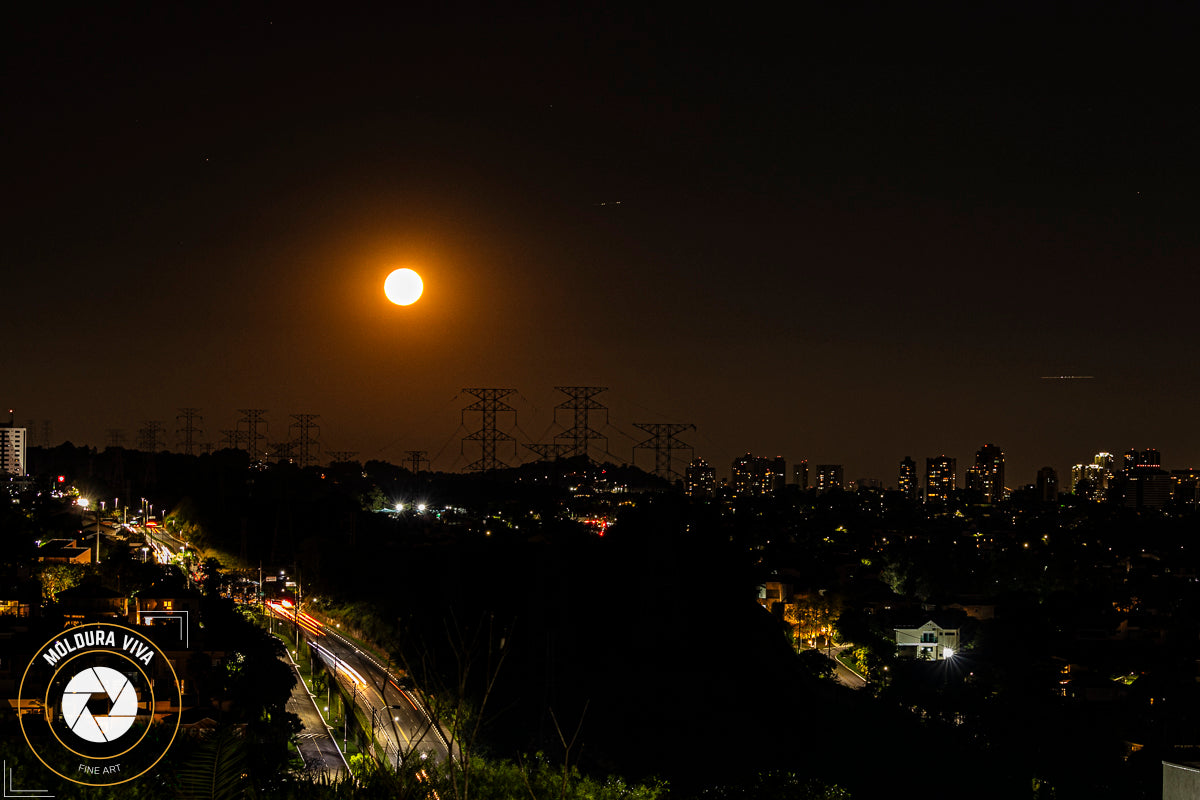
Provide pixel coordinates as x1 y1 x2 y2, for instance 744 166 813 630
894 619 960 660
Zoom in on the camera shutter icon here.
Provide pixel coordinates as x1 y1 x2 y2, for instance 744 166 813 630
61 666 139 743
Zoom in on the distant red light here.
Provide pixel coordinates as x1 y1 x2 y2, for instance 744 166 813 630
57 476 65 483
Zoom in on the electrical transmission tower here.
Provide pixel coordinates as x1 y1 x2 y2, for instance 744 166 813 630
237 408 268 459
523 442 575 461
633 423 695 481
137 420 164 452
267 441 295 462
553 386 608 461
461 388 517 472
220 429 248 450
106 429 127 448
327 450 358 465
289 414 321 468
404 450 430 474
176 408 203 455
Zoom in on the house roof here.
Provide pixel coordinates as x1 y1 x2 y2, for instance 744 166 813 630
894 613 965 632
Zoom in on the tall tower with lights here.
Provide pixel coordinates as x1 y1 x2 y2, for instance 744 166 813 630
0 412 27 476
898 456 918 501
925 456 956 504
972 443 1005 503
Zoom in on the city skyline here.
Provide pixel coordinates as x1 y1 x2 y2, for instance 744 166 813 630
6 8 1199 496
6 401 1192 494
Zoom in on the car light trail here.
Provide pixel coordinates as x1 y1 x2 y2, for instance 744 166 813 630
265 600 324 637
310 642 367 686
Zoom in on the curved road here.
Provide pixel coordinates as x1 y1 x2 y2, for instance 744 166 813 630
823 644 868 689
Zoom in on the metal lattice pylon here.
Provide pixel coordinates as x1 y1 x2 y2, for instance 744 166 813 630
177 408 203 455
137 420 164 452
523 442 576 461
633 423 695 481
237 409 268 459
461 388 517 472
553 386 608 461
289 414 321 468
405 450 430 474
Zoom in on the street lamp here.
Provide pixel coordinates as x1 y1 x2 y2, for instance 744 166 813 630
141 546 149 563
371 704 406 769
344 682 358 749
279 567 303 643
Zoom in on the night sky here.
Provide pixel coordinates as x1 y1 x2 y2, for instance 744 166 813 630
5 5 1198 486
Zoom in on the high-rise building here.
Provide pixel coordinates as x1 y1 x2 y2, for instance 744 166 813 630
1171 469 1199 508
1119 448 1171 509
815 464 844 494
731 454 786 496
793 459 808 490
685 458 716 499
898 456 918 502
0 415 27 477
925 456 956 503
1037 466 1059 502
1123 448 1162 472
1070 463 1105 500
972 443 1005 503
1070 452 1117 500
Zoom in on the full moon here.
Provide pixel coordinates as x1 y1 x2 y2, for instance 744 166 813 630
384 268 423 306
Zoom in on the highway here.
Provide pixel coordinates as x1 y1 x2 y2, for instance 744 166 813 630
132 523 190 562
266 602 454 771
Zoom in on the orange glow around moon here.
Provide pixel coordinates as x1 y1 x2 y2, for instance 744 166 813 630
384 268 423 305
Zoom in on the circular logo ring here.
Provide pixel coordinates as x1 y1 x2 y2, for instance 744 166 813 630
17 623 182 787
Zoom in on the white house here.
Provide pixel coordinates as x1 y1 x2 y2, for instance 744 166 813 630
894 619 959 660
